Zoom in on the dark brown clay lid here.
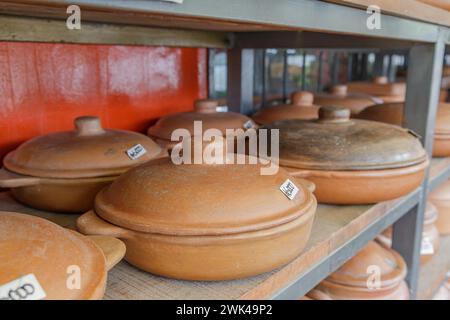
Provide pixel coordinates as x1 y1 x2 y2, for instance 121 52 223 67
0 212 106 299
4 116 164 179
94 156 316 236
147 99 256 141
262 106 427 171
325 241 407 288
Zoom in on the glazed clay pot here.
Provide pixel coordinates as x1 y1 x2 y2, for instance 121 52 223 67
262 106 428 204
376 202 440 265
77 156 317 281
428 179 450 235
307 241 410 300
251 91 320 124
347 76 406 103
0 116 166 213
313 85 382 115
147 99 256 151
0 211 125 300
356 102 450 157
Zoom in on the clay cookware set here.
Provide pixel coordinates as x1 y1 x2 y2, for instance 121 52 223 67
0 212 125 300
147 99 256 152
356 102 450 157
376 202 440 265
306 241 409 300
251 91 320 124
428 179 450 235
347 76 406 103
0 116 166 213
262 106 428 204
77 155 317 281
313 84 382 115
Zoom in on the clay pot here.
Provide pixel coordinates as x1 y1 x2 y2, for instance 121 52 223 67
262 106 428 204
432 284 450 300
347 76 406 103
147 99 256 151
376 202 440 265
418 0 450 11
0 116 166 213
313 85 382 115
77 156 317 281
251 91 320 124
428 179 450 235
307 241 410 300
0 211 125 300
356 102 450 157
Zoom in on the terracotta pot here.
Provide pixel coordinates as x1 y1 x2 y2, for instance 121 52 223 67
77 156 317 281
307 241 410 300
376 202 440 265
313 85 382 115
0 116 166 212
262 106 428 204
418 0 450 10
251 91 320 124
347 76 406 103
355 102 450 157
428 179 450 235
147 99 256 151
0 211 125 300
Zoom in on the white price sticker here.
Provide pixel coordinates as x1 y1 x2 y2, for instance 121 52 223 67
420 237 434 256
243 120 254 130
216 106 229 112
280 179 299 200
126 144 147 160
0 274 46 300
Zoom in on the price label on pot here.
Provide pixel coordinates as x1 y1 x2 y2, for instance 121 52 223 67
126 144 147 160
279 179 299 200
420 237 434 256
243 120 255 130
0 274 46 300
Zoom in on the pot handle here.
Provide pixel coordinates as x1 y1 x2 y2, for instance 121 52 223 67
0 168 41 188
77 210 131 239
292 177 316 193
87 235 126 271
306 289 333 300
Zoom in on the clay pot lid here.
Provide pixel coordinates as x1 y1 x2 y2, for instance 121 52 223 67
262 106 427 171
147 99 256 141
3 116 165 179
314 85 382 114
94 156 316 236
434 103 450 135
347 77 406 97
325 241 407 289
0 212 106 299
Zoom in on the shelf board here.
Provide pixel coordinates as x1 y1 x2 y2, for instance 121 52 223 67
0 158 448 299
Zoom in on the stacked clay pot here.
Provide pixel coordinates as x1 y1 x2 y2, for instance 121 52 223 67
306 241 409 300
347 76 406 103
428 179 450 235
0 116 165 212
376 202 440 265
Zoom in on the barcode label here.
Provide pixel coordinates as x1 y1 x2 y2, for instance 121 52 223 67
126 144 147 160
243 120 254 130
0 274 46 300
279 179 299 200
420 237 434 256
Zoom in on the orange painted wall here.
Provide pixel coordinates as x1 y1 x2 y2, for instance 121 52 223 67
0 43 207 160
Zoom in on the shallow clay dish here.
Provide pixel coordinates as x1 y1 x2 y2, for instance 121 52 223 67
347 76 406 103
0 116 166 212
376 202 439 265
428 179 450 235
0 211 125 300
251 91 320 124
77 156 317 281
356 102 450 157
307 241 409 300
147 99 256 151
313 85 382 114
262 106 428 204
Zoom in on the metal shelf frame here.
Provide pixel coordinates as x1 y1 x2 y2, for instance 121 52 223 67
0 0 449 300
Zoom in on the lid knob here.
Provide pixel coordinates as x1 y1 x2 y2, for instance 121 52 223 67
75 116 105 136
291 91 314 106
318 106 350 123
374 76 388 84
330 85 347 96
194 99 219 114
